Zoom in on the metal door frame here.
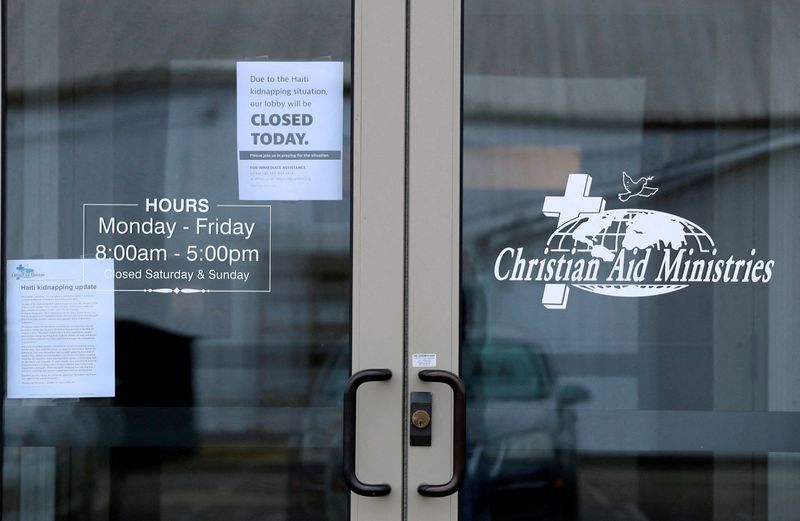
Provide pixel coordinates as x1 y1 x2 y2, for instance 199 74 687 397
353 1 464 519
406 0 462 520
350 0 407 520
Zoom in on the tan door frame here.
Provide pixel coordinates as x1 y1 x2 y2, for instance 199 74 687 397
407 0 462 520
353 0 462 518
351 0 407 520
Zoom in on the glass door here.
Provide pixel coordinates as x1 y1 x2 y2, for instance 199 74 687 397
459 1 800 520
13 2 800 521
406 1 800 521
2 1 405 521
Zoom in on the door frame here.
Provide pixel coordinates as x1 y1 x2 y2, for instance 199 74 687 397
406 0 462 520
350 0 407 520
353 0 463 519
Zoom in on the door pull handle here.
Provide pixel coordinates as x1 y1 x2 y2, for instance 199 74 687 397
417 369 466 497
343 368 393 497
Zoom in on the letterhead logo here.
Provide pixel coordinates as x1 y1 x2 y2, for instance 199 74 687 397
494 173 775 309
12 264 45 280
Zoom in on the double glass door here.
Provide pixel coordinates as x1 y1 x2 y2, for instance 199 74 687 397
4 1 800 521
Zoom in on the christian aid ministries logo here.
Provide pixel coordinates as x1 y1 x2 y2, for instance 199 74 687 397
11 264 45 280
494 173 775 309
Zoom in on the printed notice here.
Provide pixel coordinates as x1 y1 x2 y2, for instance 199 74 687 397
236 61 343 201
6 259 115 398
412 353 437 368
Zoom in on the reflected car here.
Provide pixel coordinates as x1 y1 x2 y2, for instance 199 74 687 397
461 338 589 521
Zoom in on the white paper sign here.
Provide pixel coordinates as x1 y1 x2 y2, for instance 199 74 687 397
412 353 437 368
236 61 343 201
6 259 115 398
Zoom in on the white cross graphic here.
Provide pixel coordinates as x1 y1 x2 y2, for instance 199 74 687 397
542 174 605 226
541 173 606 310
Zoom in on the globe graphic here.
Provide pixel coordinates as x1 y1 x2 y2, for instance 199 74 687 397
545 209 716 297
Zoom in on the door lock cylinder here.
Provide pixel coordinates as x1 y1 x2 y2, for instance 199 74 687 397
410 391 432 446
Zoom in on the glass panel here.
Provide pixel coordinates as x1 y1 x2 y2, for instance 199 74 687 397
3 1 352 520
462 1 800 520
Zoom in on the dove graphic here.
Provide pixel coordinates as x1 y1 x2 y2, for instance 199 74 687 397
618 172 658 202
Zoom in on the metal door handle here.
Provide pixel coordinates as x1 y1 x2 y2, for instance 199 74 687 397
343 368 392 496
417 369 466 497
